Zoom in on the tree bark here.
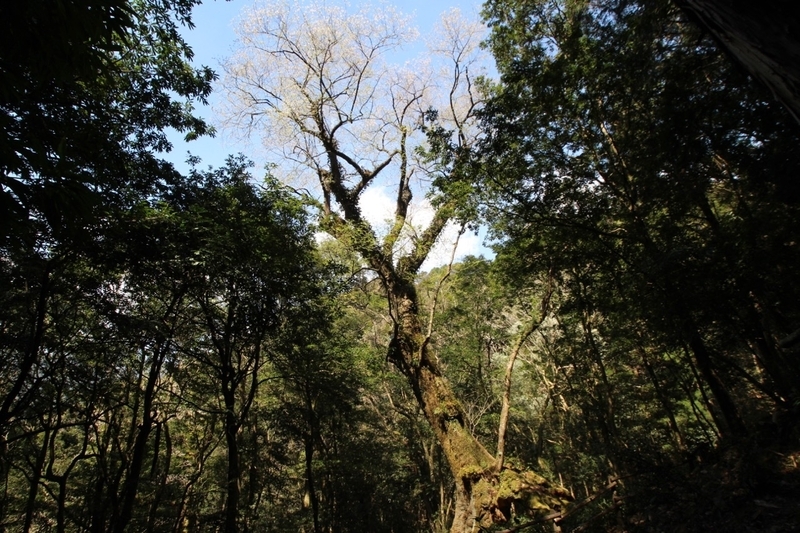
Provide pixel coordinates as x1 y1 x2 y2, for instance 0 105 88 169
674 0 800 124
387 280 568 532
223 380 241 533
683 322 748 439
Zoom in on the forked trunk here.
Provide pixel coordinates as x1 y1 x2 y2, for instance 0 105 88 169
314 117 569 530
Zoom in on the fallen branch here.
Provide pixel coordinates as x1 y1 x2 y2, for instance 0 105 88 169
493 480 619 533
570 499 624 533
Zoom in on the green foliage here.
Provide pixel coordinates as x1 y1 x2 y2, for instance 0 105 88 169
0 0 214 246
481 0 800 419
5 0 800 531
475 0 800 527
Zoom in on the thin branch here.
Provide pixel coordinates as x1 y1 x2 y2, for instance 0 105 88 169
496 272 555 471
382 126 412 258
417 223 466 363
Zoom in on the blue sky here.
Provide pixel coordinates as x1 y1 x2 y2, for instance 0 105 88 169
166 0 486 172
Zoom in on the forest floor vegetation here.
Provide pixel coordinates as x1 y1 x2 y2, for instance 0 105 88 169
620 432 800 532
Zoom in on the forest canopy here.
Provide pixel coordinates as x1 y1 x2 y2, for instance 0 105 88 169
1 0 799 532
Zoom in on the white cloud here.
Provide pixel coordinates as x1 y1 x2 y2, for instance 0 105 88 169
360 185 396 232
315 186 490 269
421 220 483 271
357 186 488 270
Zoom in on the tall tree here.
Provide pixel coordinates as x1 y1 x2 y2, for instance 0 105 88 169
220 2 569 530
0 2 213 528
478 0 800 443
117 157 330 533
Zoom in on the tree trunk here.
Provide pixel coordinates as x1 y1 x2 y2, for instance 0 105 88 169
22 428 50 533
223 387 241 533
497 285 551 472
637 343 686 451
0 263 51 438
303 385 321 533
304 437 321 533
742 297 800 404
677 346 723 440
683 323 748 439
147 421 172 532
674 0 800 124
388 281 568 532
114 345 164 533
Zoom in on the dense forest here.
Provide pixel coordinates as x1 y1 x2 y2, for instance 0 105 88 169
1 0 799 532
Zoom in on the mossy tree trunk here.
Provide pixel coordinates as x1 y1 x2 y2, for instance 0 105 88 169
322 182 568 532
219 4 571 527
